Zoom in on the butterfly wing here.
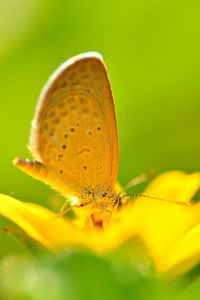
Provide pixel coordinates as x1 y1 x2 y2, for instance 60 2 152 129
29 52 118 198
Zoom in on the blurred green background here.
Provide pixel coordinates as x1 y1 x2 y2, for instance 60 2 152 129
0 0 200 298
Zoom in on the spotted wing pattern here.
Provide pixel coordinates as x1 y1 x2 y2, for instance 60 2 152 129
29 52 118 198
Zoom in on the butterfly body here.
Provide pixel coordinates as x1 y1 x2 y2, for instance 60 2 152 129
14 52 119 214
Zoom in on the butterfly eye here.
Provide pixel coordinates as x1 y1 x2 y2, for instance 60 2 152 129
102 192 107 198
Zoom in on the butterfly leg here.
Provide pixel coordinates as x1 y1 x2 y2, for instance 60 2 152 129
48 199 73 223
56 199 73 218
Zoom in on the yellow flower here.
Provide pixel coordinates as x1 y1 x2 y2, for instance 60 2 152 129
0 171 200 279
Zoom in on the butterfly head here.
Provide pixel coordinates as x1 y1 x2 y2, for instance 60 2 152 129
79 186 119 211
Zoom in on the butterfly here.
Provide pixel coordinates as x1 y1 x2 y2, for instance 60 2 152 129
14 52 120 215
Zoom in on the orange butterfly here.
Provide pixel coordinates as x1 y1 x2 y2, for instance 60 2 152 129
14 52 120 215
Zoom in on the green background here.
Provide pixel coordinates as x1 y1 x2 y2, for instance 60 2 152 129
0 0 200 298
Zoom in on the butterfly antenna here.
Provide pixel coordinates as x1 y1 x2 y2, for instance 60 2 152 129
123 169 158 191
121 193 191 206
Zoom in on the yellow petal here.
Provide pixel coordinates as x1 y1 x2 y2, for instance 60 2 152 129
1 171 200 279
102 172 200 272
165 209 200 278
0 194 82 251
145 171 200 202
